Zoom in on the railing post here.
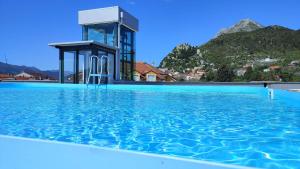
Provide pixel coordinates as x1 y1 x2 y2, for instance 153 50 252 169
59 49 64 83
74 50 79 84
91 48 98 84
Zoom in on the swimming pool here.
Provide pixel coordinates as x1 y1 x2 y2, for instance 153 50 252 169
0 83 299 169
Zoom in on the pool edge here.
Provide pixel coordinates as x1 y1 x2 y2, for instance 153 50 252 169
0 135 257 169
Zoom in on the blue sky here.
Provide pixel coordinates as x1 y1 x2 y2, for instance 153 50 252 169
0 0 300 70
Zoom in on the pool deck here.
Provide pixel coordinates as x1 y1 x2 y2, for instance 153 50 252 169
0 135 256 169
267 83 300 90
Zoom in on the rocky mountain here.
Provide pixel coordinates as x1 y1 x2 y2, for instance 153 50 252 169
159 19 300 81
159 44 197 72
159 20 300 73
216 19 264 37
0 61 59 79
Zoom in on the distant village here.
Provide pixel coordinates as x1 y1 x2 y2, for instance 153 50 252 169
1 58 299 82
0 62 176 82
0 71 55 81
160 58 300 82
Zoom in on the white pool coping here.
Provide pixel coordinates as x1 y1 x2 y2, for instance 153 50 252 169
0 135 257 169
289 89 300 92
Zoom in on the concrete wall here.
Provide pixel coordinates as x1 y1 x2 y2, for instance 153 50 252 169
78 6 139 32
0 135 254 169
78 6 119 25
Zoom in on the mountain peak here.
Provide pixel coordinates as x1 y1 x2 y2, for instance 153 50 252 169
216 19 264 37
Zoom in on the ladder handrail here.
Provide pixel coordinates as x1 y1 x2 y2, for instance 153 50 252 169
86 55 109 86
98 55 108 85
86 55 97 84
86 55 97 85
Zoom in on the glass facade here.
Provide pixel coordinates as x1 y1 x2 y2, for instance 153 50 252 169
62 50 89 84
79 51 91 84
82 23 118 47
82 23 135 81
63 51 75 83
120 25 135 80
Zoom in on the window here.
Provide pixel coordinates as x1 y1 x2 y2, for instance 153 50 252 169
146 74 156 82
133 74 140 81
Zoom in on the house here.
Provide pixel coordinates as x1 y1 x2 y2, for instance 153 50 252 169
30 72 48 80
236 68 247 76
134 62 175 82
263 65 281 73
49 6 138 84
15 71 33 78
185 70 205 81
0 74 14 80
269 65 281 71
15 71 34 80
14 71 49 80
288 60 300 67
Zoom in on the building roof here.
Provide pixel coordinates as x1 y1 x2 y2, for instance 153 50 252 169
135 62 163 74
78 6 139 32
48 40 118 50
135 62 167 80
15 72 33 77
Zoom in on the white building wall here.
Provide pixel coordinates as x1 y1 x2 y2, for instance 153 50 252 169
78 6 139 32
78 6 119 25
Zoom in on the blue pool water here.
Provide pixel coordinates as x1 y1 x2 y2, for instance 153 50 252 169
0 83 300 169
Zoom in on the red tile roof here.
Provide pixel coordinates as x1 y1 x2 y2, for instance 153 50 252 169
135 62 175 81
135 62 163 74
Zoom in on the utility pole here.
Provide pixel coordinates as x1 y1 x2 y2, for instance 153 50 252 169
4 54 8 64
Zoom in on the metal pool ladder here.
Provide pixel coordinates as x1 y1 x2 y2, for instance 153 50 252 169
86 55 110 87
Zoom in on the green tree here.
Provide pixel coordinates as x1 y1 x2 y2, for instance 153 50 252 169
243 67 253 81
202 70 216 81
262 72 275 81
279 70 293 82
244 67 263 81
216 65 235 82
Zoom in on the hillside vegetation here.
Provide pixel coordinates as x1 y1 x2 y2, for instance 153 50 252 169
159 21 300 82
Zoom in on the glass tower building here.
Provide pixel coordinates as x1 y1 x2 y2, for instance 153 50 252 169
49 6 138 83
